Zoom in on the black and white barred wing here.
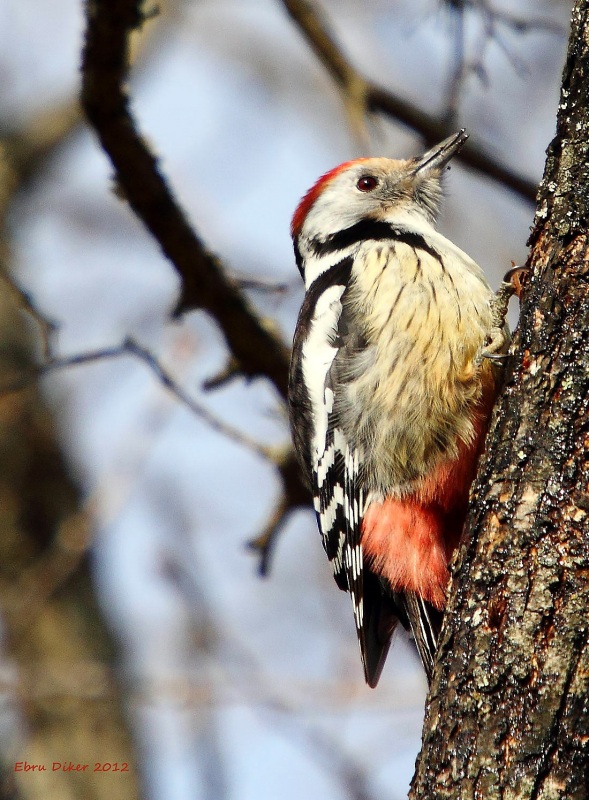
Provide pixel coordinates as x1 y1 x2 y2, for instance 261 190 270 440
313 412 349 590
313 369 381 683
298 274 352 589
288 258 396 687
288 258 354 591
315 391 397 687
342 442 399 687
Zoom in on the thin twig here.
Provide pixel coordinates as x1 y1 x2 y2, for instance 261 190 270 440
439 1 564 125
281 0 539 202
465 0 565 36
124 338 275 459
0 333 309 574
202 357 242 391
236 277 290 294
247 444 310 574
0 265 58 360
0 337 276 461
444 2 466 128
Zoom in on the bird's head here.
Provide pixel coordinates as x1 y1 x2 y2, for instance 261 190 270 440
291 130 468 250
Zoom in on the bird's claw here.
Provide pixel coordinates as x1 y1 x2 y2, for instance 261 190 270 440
482 350 511 362
503 265 530 300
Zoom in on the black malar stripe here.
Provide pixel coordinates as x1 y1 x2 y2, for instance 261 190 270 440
310 219 443 266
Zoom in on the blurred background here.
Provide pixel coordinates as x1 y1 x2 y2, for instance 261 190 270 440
0 0 572 798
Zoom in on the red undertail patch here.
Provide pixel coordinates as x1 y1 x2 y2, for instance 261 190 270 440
361 385 497 609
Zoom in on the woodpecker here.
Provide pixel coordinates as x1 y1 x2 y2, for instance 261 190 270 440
288 130 510 687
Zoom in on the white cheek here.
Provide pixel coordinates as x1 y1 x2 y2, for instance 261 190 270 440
305 191 376 241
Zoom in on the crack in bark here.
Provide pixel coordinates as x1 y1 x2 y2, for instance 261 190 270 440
528 633 588 800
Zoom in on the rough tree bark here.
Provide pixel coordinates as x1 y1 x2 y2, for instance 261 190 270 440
411 2 589 797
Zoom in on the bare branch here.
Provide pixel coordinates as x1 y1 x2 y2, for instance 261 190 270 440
235 276 290 294
247 493 291 574
444 3 467 128
463 0 565 37
79 0 311 576
80 0 292 399
0 0 186 368
0 337 279 461
123 338 276 459
247 443 310 575
281 0 538 203
0 332 310 575
443 1 565 126
202 357 242 391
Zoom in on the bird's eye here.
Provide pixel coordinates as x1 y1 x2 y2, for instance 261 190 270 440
356 175 378 192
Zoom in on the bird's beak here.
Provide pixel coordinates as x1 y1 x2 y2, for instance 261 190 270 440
412 129 468 174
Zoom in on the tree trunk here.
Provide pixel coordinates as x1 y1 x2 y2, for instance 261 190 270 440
410 2 589 798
